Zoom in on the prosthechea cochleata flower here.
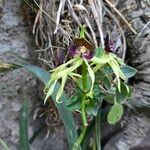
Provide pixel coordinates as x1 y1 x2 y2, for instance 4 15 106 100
44 26 95 104
44 29 126 104
69 38 94 60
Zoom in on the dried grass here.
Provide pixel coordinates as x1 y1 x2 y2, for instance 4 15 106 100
23 0 137 70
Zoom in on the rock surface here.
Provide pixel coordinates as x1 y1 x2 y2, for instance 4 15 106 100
0 0 36 149
0 0 67 150
103 0 150 149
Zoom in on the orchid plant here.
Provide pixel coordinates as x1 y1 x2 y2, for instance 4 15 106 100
44 26 137 149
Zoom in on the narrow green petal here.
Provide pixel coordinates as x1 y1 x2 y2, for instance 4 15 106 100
55 68 70 79
56 75 67 103
108 60 121 92
69 59 83 72
91 56 110 64
51 57 77 72
92 64 103 72
44 76 55 94
44 80 57 104
110 53 125 65
111 58 125 80
125 84 130 93
84 59 95 94
69 72 82 78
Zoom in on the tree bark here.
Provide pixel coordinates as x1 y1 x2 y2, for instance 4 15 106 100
103 0 150 149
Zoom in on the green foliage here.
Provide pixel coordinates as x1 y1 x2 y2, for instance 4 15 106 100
121 66 137 78
86 99 98 116
107 102 124 125
19 99 29 150
105 93 115 104
93 83 101 97
66 95 81 111
103 76 111 90
12 32 136 149
29 125 44 144
76 76 92 93
16 63 79 149
28 50 136 148
116 83 131 103
66 84 103 117
101 64 113 75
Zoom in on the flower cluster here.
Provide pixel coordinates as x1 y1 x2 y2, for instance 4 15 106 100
44 33 126 103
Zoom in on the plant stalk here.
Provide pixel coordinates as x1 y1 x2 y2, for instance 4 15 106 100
82 61 88 126
73 61 88 150
95 102 102 150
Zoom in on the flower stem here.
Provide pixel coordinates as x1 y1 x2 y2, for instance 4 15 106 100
73 61 88 150
82 61 88 126
73 126 86 150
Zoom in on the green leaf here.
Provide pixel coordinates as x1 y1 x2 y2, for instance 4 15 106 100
86 100 99 116
82 121 95 150
107 102 123 125
121 66 137 78
101 64 113 75
16 63 79 149
19 99 29 150
29 125 44 144
84 59 95 95
103 76 111 90
93 83 101 97
95 71 105 82
103 87 115 104
105 94 115 104
0 138 9 150
126 86 133 99
76 76 92 92
98 93 106 100
95 47 104 58
66 95 81 111
116 83 130 103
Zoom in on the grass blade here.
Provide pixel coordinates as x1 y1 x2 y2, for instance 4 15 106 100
16 64 79 149
19 99 29 150
29 125 45 144
0 138 9 150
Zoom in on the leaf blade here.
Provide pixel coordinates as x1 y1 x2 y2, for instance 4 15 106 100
107 102 123 125
17 63 79 149
19 99 29 150
121 66 137 79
